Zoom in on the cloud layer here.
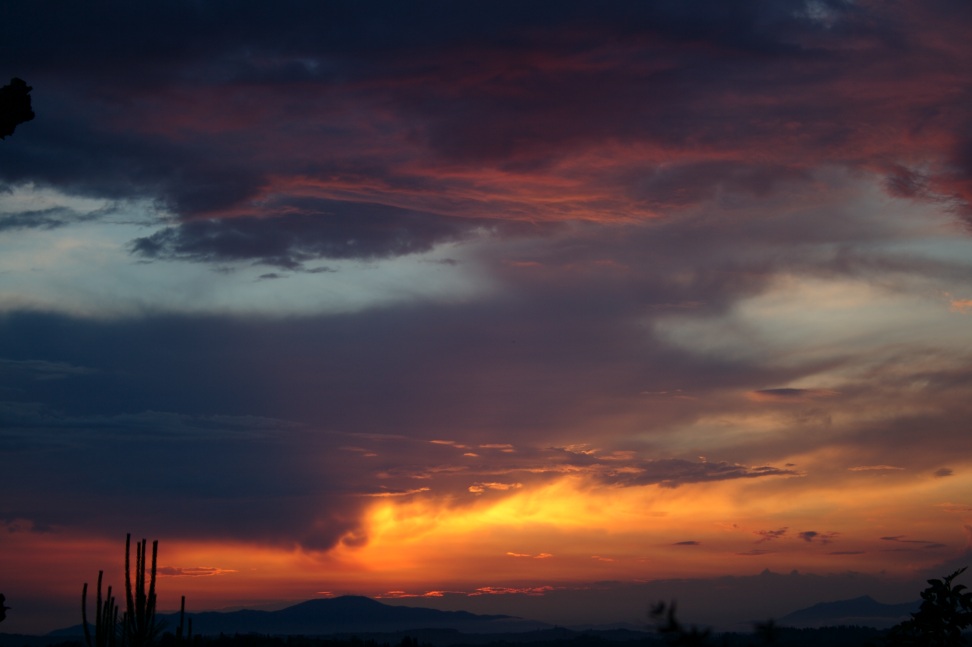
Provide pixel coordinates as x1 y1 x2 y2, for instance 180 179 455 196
1 0 972 635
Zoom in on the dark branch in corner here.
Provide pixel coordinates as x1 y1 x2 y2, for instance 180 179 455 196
0 78 34 140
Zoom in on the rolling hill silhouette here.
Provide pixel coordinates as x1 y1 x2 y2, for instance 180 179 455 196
779 595 917 629
52 596 551 637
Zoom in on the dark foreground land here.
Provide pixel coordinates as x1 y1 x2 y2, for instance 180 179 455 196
0 625 903 647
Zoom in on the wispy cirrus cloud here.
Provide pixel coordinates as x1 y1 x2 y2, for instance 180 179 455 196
157 566 238 578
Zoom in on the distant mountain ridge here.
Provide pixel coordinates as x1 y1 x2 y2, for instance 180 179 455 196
47 592 922 638
51 595 552 637
779 595 917 629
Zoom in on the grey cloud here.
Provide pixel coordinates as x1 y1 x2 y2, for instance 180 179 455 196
0 405 371 551
755 528 789 543
0 375 796 554
798 531 837 544
156 567 236 577
625 162 809 210
751 388 838 401
885 165 931 199
2 0 966 259
0 359 98 381
880 536 948 550
130 204 482 267
0 206 101 231
594 458 797 489
372 444 797 494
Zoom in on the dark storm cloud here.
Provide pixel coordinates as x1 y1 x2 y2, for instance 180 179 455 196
0 0 970 573
0 153 968 549
378 444 797 494
0 206 96 231
0 295 796 550
2 0 970 266
0 400 796 552
0 226 792 444
0 182 121 231
130 203 483 268
589 457 797 489
0 403 370 551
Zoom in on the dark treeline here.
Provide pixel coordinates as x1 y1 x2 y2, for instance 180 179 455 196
0 626 908 647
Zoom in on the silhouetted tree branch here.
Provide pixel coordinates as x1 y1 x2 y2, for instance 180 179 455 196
0 78 35 139
888 567 972 646
650 600 712 646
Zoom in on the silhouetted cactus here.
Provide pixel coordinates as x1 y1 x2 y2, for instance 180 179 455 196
124 534 162 647
175 595 192 644
82 570 119 647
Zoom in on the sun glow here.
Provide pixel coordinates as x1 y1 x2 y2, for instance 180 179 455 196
340 476 764 582
316 460 972 589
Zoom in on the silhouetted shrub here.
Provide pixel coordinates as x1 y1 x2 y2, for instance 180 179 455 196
887 567 972 646
650 601 711 646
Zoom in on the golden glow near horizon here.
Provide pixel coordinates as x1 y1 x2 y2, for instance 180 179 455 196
317 464 972 589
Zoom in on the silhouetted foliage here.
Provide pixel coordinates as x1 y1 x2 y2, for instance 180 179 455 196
0 78 34 139
0 593 9 623
751 619 780 646
650 601 711 646
887 567 972 646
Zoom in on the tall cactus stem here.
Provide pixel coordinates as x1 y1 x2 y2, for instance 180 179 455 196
176 596 190 642
83 570 118 647
124 534 159 647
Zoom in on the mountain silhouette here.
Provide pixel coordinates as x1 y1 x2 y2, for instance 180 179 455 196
52 596 550 637
779 595 917 629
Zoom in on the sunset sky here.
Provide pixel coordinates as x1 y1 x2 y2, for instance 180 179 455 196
2 0 972 635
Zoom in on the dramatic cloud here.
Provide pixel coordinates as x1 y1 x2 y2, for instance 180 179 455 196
130 206 492 269
2 0 972 635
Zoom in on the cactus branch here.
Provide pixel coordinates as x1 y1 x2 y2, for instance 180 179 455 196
82 570 117 647
124 534 160 647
